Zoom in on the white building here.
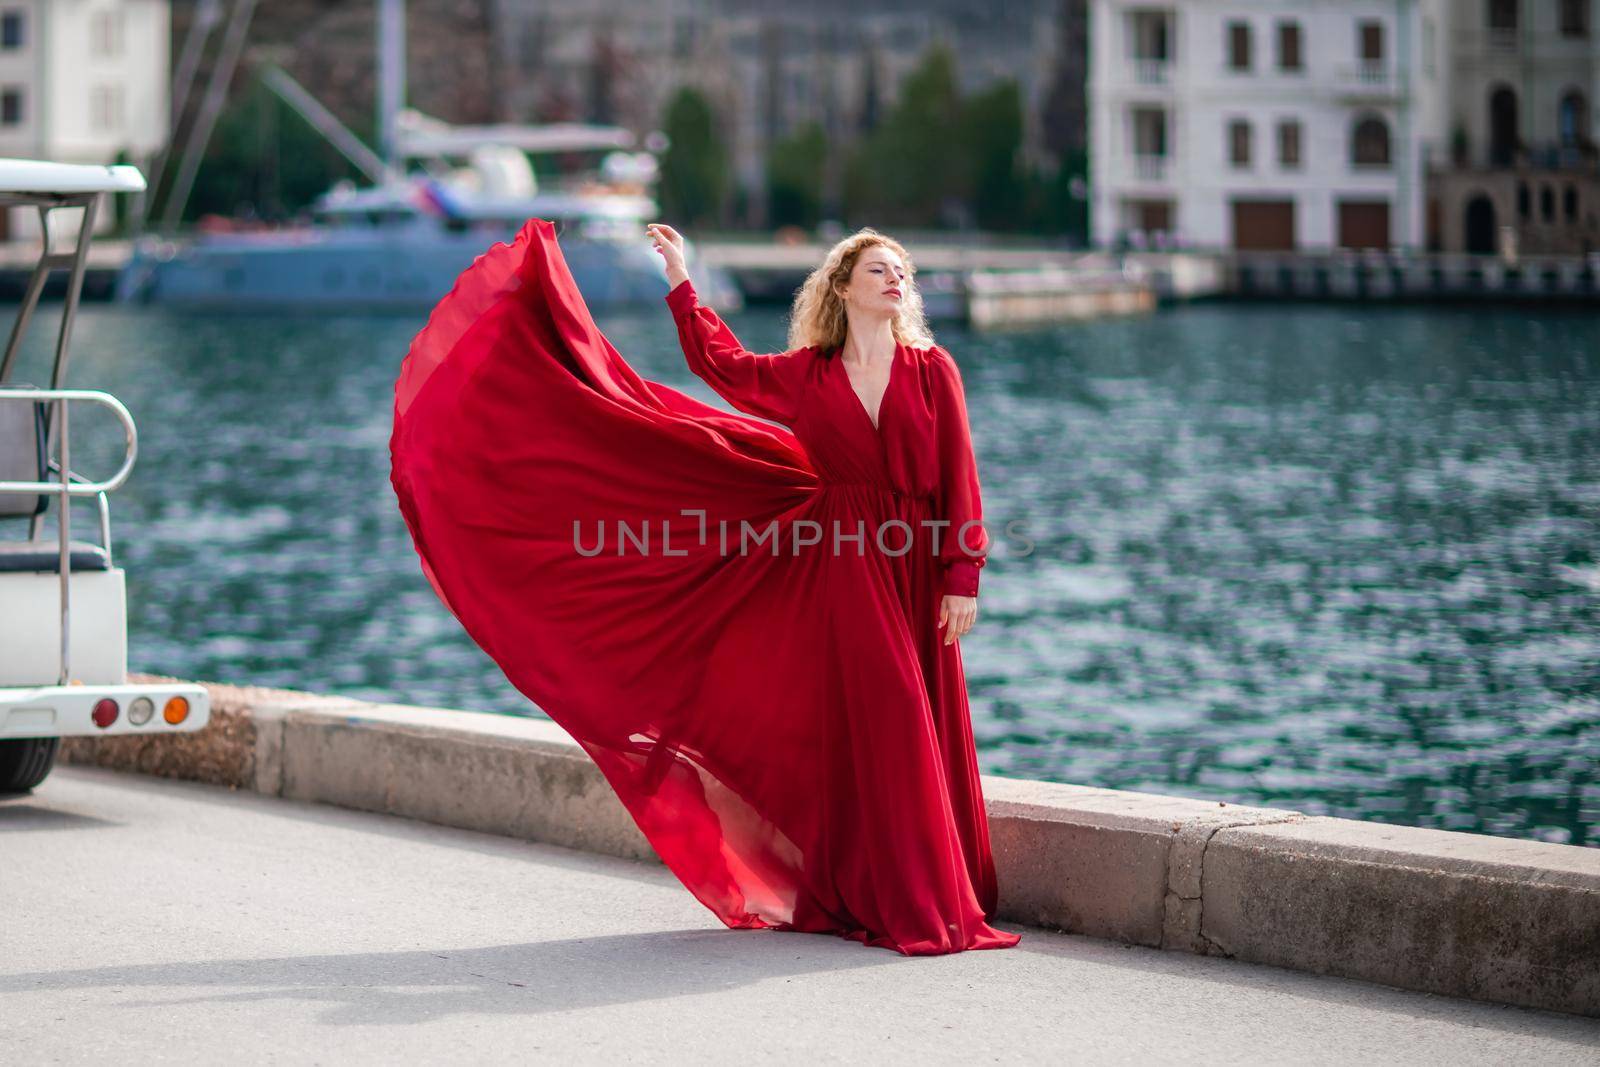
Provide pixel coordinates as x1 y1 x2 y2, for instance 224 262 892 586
0 0 170 240
1089 0 1451 253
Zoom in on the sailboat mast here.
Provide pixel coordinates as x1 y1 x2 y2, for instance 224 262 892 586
378 0 406 175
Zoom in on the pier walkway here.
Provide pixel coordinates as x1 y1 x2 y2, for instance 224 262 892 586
3 767 1595 1064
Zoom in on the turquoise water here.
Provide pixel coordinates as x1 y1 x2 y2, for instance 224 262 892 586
15 298 1599 846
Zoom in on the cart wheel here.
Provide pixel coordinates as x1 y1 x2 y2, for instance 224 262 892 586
0 736 61 794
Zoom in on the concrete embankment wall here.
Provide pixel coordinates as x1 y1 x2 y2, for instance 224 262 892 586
60 677 1600 1019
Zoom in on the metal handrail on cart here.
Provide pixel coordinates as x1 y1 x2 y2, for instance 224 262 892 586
0 388 138 686
0 173 142 689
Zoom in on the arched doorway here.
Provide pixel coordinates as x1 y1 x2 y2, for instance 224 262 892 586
1489 84 1519 166
1464 195 1497 254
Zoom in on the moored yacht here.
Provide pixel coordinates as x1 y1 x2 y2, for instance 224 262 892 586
115 113 742 313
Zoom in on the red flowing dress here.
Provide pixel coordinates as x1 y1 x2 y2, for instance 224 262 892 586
390 218 1020 955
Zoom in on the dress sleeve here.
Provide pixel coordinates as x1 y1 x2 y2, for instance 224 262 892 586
666 278 808 425
929 345 988 598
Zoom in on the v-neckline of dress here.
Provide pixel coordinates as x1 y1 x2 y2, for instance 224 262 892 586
836 343 897 433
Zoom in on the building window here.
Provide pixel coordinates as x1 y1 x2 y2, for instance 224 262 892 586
1487 0 1517 32
1131 10 1171 61
1359 20 1385 63
1517 182 1530 219
1277 120 1302 167
1559 90 1588 144
90 10 125 58
1128 199 1174 236
1227 21 1252 71
672 17 695 57
1132 107 1167 156
1562 0 1589 37
1540 185 1555 221
1490 84 1520 166
1277 22 1302 71
0 10 22 50
1229 119 1253 167
90 85 123 133
1351 114 1391 167
1565 185 1579 221
0 85 22 125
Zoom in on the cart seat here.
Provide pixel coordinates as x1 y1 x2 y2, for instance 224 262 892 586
0 540 111 572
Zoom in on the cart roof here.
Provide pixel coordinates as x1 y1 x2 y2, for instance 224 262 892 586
0 158 146 194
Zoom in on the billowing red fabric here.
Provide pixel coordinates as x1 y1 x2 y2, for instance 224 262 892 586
390 218 1020 955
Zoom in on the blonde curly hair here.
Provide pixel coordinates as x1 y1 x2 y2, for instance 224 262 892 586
785 227 937 353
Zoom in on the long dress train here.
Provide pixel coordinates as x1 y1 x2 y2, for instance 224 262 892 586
389 218 1020 955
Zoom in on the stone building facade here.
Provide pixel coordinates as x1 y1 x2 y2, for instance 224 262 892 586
1429 0 1600 255
489 0 1090 226
174 0 1089 229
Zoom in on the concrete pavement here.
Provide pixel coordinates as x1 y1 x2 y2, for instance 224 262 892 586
61 684 1600 1016
3 766 1597 1065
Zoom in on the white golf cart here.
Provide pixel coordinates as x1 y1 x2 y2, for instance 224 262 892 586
0 158 209 793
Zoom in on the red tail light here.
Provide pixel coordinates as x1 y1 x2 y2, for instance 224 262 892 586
92 698 119 728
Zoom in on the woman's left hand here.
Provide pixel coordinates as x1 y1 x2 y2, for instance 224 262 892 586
938 594 977 645
646 223 689 288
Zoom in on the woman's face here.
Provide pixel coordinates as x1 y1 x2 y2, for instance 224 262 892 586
840 246 908 318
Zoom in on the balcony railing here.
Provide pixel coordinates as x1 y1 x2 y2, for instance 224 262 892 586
1455 26 1522 54
1353 60 1387 83
1132 59 1171 85
1336 62 1392 90
1132 154 1169 181
1488 27 1519 52
1431 141 1600 173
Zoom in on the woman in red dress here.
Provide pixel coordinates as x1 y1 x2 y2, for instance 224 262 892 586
390 217 1020 956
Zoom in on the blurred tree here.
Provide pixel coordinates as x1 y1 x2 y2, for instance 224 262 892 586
109 147 133 234
1052 146 1090 244
767 121 826 230
961 80 1028 232
182 75 367 222
658 88 729 228
1011 148 1089 242
666 41 1082 238
842 45 963 227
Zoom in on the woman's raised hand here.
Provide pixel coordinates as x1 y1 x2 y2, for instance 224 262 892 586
646 223 690 288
